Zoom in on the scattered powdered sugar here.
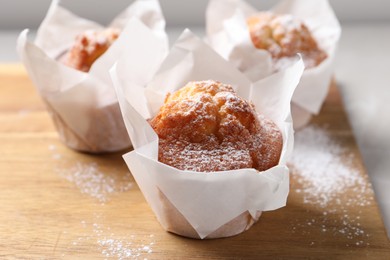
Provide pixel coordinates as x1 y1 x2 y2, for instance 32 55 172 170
272 14 302 32
98 237 154 259
55 161 133 203
289 125 374 246
48 144 63 160
49 144 133 203
69 213 155 259
291 126 370 208
153 80 282 172
47 145 154 258
94 219 155 259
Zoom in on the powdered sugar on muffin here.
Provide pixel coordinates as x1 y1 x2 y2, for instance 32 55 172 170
63 28 120 72
247 12 327 70
149 80 283 172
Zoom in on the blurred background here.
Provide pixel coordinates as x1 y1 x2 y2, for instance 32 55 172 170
1 0 390 30
1 0 390 59
0 0 389 237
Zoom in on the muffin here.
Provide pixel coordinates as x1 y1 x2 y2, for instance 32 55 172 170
17 0 169 154
247 12 327 70
148 80 283 238
150 80 283 173
63 28 120 72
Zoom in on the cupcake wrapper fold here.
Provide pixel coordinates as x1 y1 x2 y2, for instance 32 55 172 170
17 0 168 153
110 18 304 239
206 0 341 128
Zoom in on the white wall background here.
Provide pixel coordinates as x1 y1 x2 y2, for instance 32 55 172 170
1 0 390 30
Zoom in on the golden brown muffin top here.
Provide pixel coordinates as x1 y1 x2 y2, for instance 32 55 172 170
247 12 327 69
149 80 283 172
63 28 120 72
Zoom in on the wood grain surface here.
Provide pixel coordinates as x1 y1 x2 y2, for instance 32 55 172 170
0 64 389 259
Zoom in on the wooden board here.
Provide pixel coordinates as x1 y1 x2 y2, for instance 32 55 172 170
0 64 389 259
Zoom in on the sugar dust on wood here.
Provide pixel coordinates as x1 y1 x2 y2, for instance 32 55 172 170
67 213 155 259
47 144 155 258
94 219 155 259
49 144 133 203
289 126 374 247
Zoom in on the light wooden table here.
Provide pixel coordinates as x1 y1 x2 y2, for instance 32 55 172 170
1 64 389 259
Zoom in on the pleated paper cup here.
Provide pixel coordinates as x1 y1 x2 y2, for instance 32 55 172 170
17 0 168 153
110 19 304 239
206 0 341 129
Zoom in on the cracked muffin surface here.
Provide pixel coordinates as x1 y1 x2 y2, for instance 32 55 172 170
149 80 283 172
63 28 120 72
247 12 327 70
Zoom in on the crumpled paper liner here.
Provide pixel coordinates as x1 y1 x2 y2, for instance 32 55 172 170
110 18 304 239
158 189 262 239
206 0 341 129
16 0 168 153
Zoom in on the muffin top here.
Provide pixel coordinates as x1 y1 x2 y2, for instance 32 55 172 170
63 28 120 72
149 80 283 172
247 12 327 69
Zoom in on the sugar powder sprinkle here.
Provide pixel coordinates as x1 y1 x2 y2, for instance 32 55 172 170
94 220 155 259
98 237 154 259
48 144 133 203
55 161 133 203
289 126 374 246
290 126 371 208
68 214 155 259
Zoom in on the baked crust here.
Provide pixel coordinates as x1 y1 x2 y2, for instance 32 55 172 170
150 80 282 172
63 28 120 72
247 12 327 69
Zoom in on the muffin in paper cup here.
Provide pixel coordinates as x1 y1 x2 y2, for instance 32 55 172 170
206 0 341 129
16 0 168 153
110 18 304 239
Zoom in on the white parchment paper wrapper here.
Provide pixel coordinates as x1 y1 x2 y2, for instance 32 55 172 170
110 18 304 239
206 0 341 129
16 0 168 153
